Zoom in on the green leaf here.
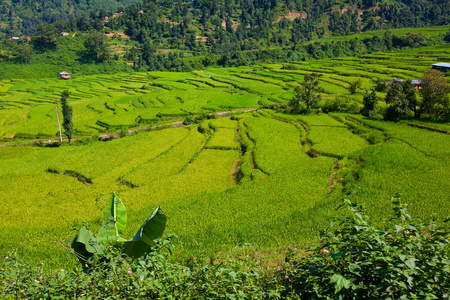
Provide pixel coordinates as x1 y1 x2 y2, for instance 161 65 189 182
97 192 127 245
122 206 166 258
229 271 237 280
71 225 104 262
405 258 416 270
395 225 404 233
330 273 351 293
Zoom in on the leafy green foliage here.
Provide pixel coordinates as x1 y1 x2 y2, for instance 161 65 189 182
281 197 450 299
97 192 127 244
1 236 285 299
290 73 323 114
324 95 360 113
84 31 110 61
418 69 450 119
385 82 404 104
362 90 378 117
348 79 362 95
60 90 73 143
71 192 166 262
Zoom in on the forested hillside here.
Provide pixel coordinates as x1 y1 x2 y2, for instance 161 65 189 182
0 0 449 78
2 0 449 40
0 0 141 37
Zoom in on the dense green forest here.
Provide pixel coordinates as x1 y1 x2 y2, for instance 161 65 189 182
0 0 141 37
0 0 448 78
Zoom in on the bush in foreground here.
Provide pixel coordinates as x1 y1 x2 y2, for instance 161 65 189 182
280 196 450 299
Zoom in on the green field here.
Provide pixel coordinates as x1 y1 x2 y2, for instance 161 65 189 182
1 44 449 141
1 45 450 271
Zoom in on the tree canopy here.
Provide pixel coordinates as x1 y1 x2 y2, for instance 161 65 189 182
418 69 450 119
290 73 323 114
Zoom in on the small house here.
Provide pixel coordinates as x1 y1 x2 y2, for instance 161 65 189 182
431 63 450 72
61 32 69 36
411 79 422 89
59 71 71 80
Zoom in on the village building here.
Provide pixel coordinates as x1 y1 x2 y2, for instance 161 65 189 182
59 71 71 80
411 79 422 89
61 32 69 36
431 63 450 72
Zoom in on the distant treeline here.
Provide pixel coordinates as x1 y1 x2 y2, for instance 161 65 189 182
129 31 450 72
0 0 141 37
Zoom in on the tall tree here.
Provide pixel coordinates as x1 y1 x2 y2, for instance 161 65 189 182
348 79 362 95
84 31 109 61
385 82 405 104
362 90 378 117
290 73 323 114
402 80 418 117
60 90 73 143
417 69 450 118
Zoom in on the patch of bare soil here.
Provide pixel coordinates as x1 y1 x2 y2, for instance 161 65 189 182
196 35 207 42
99 133 119 141
162 18 180 25
155 49 172 54
273 11 307 23
357 5 380 21
221 19 240 31
199 25 215 31
172 121 183 128
105 32 131 38
108 44 131 54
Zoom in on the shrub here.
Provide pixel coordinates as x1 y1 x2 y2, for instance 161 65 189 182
182 116 195 125
1 236 283 299
348 79 362 95
324 95 360 113
280 196 450 299
383 99 410 121
374 78 388 92
362 90 378 117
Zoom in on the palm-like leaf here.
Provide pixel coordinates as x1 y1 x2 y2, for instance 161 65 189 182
122 206 166 257
97 192 127 245
71 225 104 263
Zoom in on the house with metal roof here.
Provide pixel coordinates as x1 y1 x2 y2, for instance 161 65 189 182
431 63 450 72
59 71 71 80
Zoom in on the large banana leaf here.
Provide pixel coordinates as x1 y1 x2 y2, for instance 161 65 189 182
122 206 166 258
71 225 105 263
97 192 127 245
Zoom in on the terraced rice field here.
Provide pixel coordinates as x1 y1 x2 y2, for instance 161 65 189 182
1 45 449 268
1 44 449 141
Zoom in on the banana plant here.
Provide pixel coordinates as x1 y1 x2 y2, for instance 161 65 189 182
71 192 166 263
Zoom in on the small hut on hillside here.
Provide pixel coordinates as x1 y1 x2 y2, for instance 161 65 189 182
59 71 71 80
411 79 422 89
432 63 450 72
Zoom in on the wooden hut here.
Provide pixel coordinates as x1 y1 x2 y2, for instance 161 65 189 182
59 71 71 80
